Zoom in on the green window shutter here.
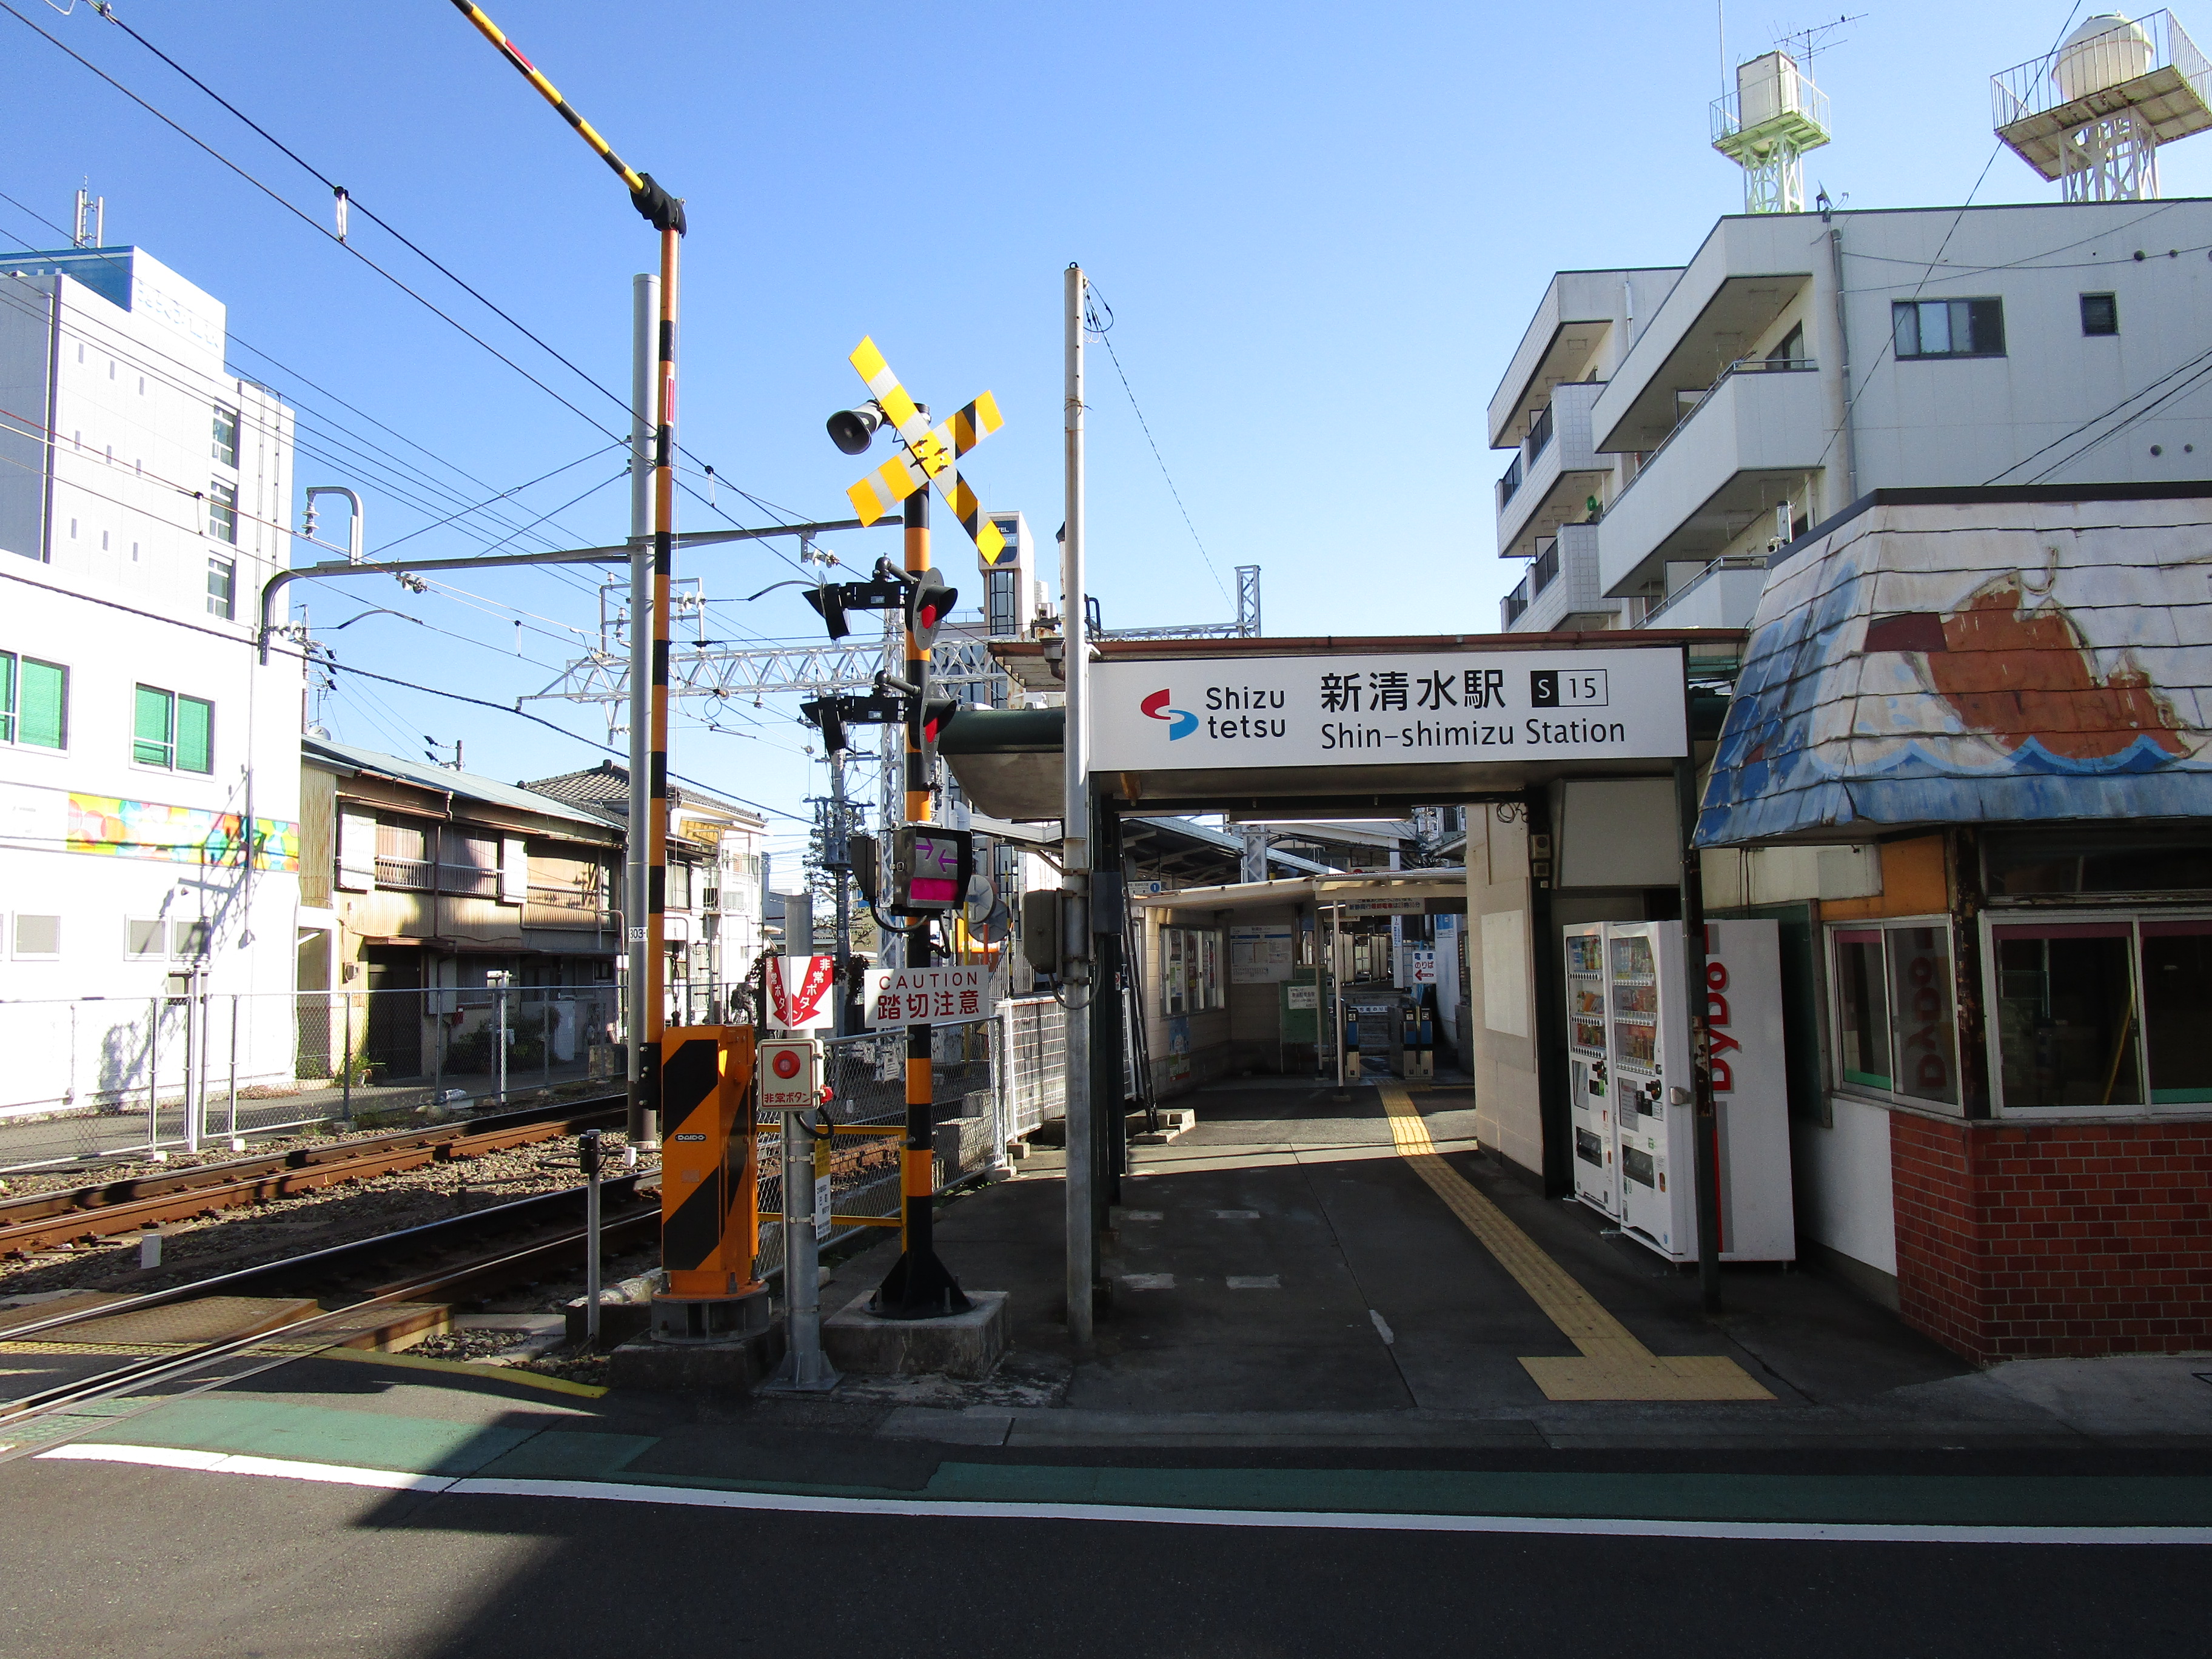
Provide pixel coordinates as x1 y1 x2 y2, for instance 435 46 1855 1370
177 695 213 773
1 652 15 744
18 659 65 749
134 685 172 766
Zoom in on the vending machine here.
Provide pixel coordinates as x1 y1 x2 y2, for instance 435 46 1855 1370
1567 919 1793 1264
1563 924 1616 1216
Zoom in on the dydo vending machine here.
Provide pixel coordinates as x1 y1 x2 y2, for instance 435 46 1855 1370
1561 919 1794 1264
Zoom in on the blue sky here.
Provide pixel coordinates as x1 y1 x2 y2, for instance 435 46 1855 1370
5 0 2204 864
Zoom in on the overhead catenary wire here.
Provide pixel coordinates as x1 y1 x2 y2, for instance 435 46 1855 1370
1082 281 1231 604
0 0 626 438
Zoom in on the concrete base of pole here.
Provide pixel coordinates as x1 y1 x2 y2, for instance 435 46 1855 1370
823 1289 1009 1380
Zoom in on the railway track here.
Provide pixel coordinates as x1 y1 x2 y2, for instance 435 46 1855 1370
0 1094 627 1258
0 1170 662 1432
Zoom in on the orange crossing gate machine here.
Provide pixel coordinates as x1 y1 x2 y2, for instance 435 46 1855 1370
652 1025 771 1341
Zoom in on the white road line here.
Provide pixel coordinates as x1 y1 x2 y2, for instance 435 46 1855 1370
33 1444 2212 1544
1369 1309 1396 1344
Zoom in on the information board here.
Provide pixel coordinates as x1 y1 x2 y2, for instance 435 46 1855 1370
1229 924 1294 982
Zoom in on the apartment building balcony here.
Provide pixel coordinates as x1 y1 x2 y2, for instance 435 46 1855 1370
1500 524 1627 632
1493 380 1609 560
1594 360 1828 598
1640 554 1770 631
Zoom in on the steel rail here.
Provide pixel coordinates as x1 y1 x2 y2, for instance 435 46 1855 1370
0 1096 626 1255
0 1178 662 1428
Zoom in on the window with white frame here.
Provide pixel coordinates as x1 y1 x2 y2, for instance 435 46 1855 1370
13 914 60 959
1828 921 1961 1107
126 918 166 959
1992 917 2211 1109
134 685 213 773
207 480 238 545
1 650 66 749
212 405 240 468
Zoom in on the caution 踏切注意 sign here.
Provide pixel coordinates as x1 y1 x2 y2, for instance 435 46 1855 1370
863 965 997 1029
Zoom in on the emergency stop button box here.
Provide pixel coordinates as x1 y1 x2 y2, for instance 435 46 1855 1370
758 1036 822 1110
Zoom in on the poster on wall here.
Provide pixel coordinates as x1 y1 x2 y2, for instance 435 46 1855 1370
1230 924 1293 982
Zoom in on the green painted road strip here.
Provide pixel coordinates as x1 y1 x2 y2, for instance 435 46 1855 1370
28 1395 2212 1539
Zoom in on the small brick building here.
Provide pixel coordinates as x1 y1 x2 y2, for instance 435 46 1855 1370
1695 486 2212 1364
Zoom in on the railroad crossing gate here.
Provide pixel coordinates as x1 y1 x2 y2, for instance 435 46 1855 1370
654 1025 765 1337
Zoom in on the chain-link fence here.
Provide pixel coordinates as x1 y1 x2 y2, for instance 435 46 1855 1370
0 985 625 1172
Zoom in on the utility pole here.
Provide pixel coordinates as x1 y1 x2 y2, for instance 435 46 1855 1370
1062 263 1094 1349
449 0 688 1148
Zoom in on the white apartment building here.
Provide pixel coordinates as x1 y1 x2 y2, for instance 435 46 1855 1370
0 245 303 1116
1491 199 2212 633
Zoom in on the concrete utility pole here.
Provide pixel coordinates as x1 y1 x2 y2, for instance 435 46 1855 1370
825 749 856 1036
1062 263 1094 1348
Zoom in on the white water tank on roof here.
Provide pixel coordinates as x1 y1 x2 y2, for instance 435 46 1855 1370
1736 50 1803 127
2054 14 2156 99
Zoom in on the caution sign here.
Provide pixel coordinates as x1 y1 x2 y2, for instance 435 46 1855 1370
863 965 996 1029
658 1025 760 1298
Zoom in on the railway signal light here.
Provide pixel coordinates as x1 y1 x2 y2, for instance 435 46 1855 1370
907 568 957 651
800 697 847 754
803 582 850 639
919 695 960 755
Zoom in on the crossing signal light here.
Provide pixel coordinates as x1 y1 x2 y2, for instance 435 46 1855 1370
919 695 960 760
890 824 974 914
800 697 848 755
803 583 849 640
907 567 957 651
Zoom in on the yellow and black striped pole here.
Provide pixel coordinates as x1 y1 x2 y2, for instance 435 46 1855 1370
871 480 969 1319
448 1 685 1145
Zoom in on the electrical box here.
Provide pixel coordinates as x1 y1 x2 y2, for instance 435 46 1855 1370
1021 888 1062 974
757 1034 822 1111
1561 920 1793 1263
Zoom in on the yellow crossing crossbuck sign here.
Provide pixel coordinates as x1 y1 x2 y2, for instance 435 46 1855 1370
842 337 1008 563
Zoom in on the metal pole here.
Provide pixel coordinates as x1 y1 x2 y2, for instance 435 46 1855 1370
581 1128 603 1346
626 270 656 1145
829 748 854 1038
183 979 201 1155
870 480 967 1319
1332 904 1348 1098
495 983 509 1109
341 991 352 1125
641 223 679 1151
1062 263 1094 1347
765 1107 840 1390
1675 732 1723 1316
147 994 160 1156
227 994 240 1146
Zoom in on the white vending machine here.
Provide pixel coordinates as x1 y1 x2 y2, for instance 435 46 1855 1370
1564 924 1617 1217
1566 919 1794 1264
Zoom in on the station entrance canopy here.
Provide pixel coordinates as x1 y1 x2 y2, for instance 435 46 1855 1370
951 632 1739 820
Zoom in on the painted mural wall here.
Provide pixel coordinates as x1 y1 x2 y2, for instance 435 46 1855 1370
1697 497 2212 845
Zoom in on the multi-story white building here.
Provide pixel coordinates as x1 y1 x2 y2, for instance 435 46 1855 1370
0 244 303 1119
1491 199 2212 633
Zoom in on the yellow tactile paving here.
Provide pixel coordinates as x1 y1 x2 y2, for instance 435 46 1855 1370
1376 1081 1771 1403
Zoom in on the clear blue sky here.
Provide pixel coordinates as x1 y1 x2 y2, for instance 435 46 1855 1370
5 0 2202 863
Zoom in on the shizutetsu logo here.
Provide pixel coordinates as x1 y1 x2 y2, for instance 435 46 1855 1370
1141 688 1196 739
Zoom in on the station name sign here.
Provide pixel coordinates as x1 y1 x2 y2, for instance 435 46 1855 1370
1090 648 1687 771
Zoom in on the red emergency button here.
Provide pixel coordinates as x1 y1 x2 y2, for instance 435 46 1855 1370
771 1049 803 1079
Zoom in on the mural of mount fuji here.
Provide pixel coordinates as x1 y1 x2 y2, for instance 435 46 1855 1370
1695 496 2212 847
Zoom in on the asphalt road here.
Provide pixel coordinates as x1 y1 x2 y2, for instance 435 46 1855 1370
2 1456 2200 1659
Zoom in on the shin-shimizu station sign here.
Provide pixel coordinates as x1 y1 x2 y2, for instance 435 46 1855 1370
1087 646 1689 807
